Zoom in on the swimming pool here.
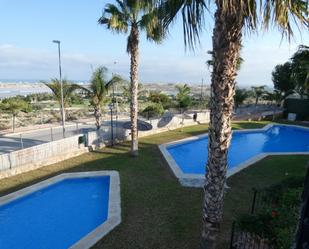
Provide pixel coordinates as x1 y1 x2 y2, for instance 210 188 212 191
159 124 309 187
0 171 121 249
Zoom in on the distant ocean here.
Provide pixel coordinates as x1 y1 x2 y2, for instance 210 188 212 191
0 79 88 99
0 79 89 84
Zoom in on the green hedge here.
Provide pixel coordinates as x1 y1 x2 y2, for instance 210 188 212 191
283 98 309 120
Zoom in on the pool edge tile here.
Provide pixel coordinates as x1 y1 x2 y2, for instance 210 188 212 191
159 123 309 188
0 171 121 249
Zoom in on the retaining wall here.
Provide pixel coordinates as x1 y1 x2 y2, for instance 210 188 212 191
0 134 88 179
0 111 210 179
139 111 210 137
87 111 210 145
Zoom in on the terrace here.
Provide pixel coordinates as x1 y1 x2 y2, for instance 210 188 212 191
0 121 308 248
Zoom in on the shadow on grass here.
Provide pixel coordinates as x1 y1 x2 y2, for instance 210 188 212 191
1 121 307 249
0 139 204 249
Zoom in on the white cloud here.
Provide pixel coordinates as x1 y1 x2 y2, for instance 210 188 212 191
0 43 300 87
0 44 210 83
0 44 112 80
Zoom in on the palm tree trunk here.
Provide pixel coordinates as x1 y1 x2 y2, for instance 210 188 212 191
129 23 139 157
201 5 243 249
60 104 66 124
12 114 16 132
94 106 101 130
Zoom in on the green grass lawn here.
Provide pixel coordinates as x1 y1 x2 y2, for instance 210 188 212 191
0 121 308 249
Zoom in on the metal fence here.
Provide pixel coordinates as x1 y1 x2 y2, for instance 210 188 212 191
230 221 272 249
230 166 309 249
294 165 309 249
250 188 274 215
229 189 275 249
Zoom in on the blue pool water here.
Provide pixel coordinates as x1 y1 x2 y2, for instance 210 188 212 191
167 125 309 174
0 176 110 249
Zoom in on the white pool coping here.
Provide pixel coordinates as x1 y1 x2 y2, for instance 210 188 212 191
0 171 121 249
159 123 309 187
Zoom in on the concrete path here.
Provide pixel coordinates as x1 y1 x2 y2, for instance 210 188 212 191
0 120 131 155
0 124 96 155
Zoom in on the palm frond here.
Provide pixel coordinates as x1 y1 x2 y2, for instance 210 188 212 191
158 0 207 50
126 0 156 15
106 74 125 89
139 9 166 42
262 0 308 39
98 3 129 33
218 0 258 30
90 67 108 102
44 78 77 106
88 67 124 106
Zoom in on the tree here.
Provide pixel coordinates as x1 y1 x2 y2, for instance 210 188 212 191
263 90 283 106
141 103 164 119
44 79 79 122
159 0 308 248
206 47 244 72
81 66 123 130
272 45 309 99
148 91 171 109
122 83 147 103
290 45 309 99
272 62 294 97
99 0 164 156
175 84 191 109
208 48 245 109
251 85 267 106
234 88 248 108
0 97 31 132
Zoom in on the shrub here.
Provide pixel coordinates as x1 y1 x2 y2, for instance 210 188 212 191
236 177 303 248
178 95 192 109
237 213 274 239
148 91 172 109
141 103 164 119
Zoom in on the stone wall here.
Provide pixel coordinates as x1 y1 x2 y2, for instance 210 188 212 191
0 134 88 179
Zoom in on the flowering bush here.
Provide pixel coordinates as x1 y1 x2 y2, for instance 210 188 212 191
237 178 303 249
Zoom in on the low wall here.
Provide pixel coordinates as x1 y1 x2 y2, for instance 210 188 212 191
0 134 88 179
0 111 210 179
139 111 210 137
94 111 210 143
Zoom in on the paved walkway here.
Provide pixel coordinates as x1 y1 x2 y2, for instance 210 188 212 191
0 124 96 155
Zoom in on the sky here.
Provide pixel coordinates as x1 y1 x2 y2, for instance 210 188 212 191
0 0 308 87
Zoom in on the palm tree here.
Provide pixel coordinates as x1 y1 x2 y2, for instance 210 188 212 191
0 98 31 132
234 88 249 109
44 79 79 122
122 82 147 103
158 1 308 248
206 47 244 72
251 85 267 106
81 66 123 130
98 0 164 156
264 90 283 106
175 84 192 109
